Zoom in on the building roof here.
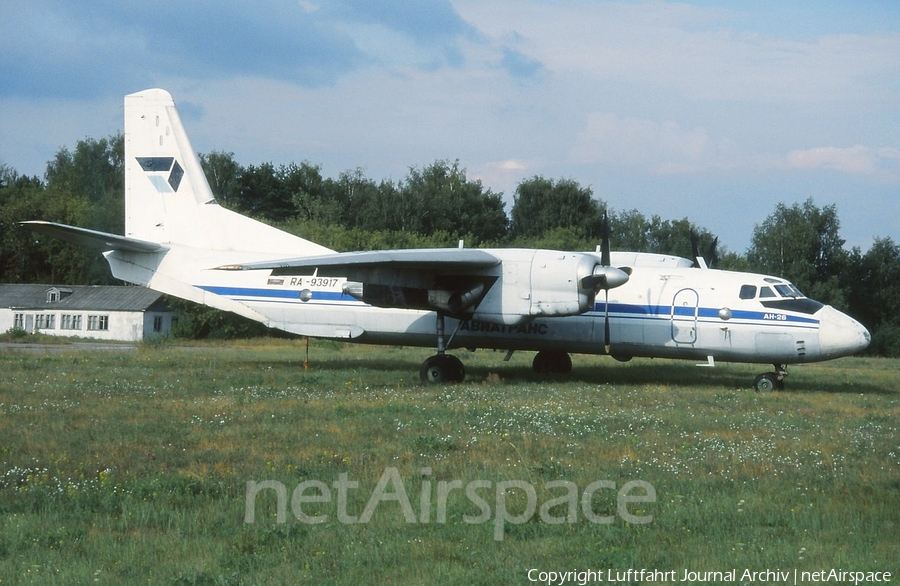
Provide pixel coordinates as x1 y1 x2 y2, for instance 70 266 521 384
0 284 169 312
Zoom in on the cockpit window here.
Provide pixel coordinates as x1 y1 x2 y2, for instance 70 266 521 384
739 285 757 300
775 284 803 298
741 281 806 301
749 279 819 313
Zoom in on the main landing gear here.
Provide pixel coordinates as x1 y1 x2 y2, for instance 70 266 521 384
753 364 787 392
418 314 578 383
419 314 466 383
420 354 465 383
532 350 572 374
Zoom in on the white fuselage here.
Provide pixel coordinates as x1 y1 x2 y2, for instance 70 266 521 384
97 89 869 370
107 247 870 366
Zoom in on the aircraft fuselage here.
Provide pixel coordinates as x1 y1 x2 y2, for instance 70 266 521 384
157 249 870 367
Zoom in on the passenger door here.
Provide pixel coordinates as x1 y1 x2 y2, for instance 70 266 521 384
671 288 699 344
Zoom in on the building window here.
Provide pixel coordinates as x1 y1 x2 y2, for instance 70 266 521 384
152 315 164 333
35 314 56 330
14 314 25 329
60 314 83 330
87 315 109 331
46 288 72 303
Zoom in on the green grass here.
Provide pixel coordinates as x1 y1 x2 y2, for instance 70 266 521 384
0 340 897 584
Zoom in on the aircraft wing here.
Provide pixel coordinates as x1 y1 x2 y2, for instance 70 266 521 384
228 248 502 315
21 221 163 253
227 248 501 275
229 248 500 277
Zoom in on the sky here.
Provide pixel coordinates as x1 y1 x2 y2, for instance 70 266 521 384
1 0 898 253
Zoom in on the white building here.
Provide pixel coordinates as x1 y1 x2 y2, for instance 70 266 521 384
0 284 174 342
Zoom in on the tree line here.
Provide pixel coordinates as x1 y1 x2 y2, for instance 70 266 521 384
1 133 897 355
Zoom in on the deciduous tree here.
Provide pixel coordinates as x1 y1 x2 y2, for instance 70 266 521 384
510 176 603 241
747 199 849 308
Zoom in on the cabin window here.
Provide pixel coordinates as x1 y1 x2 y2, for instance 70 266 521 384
739 285 757 299
759 286 776 298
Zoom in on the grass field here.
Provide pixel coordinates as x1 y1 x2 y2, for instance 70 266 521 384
0 339 897 585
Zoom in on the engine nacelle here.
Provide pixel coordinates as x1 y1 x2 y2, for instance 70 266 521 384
527 251 602 317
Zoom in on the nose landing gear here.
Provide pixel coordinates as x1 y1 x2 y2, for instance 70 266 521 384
753 364 787 392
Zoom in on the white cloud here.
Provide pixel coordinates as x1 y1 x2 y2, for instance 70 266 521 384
572 112 900 182
786 145 900 180
468 159 532 199
571 112 733 174
454 1 900 104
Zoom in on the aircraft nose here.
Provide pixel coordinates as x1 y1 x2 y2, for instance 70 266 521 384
817 306 871 359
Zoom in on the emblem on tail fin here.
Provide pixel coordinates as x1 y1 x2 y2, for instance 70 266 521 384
135 157 184 192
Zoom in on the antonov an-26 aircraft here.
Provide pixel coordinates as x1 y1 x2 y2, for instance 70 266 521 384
24 89 871 390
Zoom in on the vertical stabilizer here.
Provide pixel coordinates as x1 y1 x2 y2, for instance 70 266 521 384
124 88 332 255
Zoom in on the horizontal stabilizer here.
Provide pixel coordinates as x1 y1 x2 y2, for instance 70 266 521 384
21 221 163 253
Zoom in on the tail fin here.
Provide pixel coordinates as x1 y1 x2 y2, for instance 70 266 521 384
123 88 332 256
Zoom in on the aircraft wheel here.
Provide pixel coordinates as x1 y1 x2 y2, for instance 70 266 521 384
420 354 465 383
532 350 572 374
753 372 783 392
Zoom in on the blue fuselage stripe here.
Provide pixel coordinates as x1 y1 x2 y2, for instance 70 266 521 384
198 285 347 302
196 286 820 327
596 302 818 326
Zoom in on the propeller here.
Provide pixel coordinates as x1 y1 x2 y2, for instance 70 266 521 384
690 230 700 266
705 237 719 268
690 229 718 269
579 211 631 352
